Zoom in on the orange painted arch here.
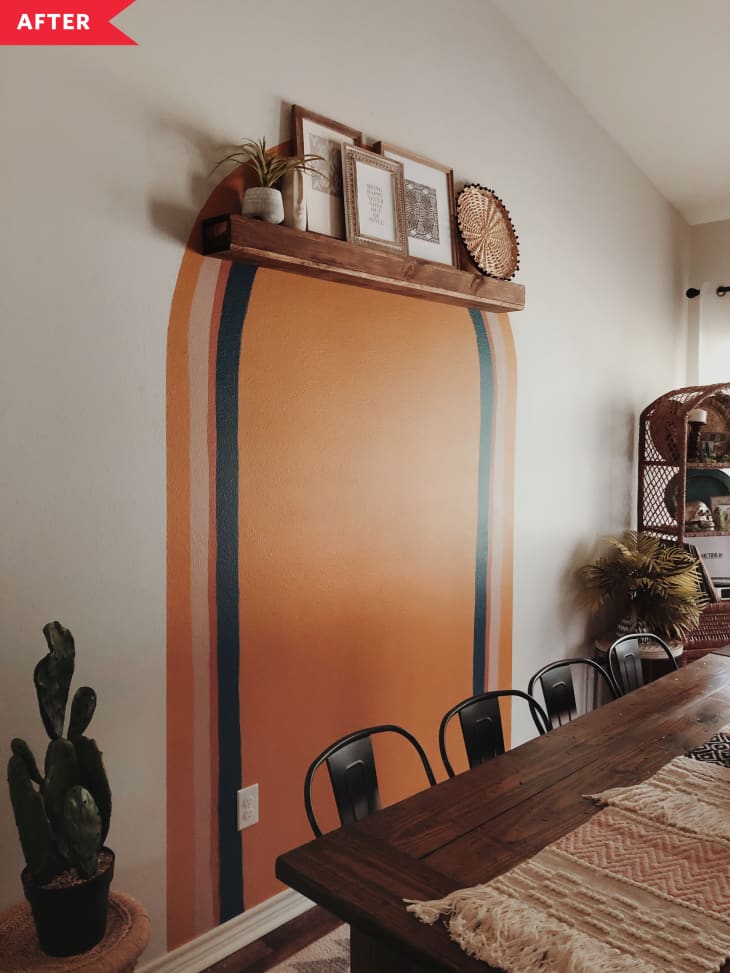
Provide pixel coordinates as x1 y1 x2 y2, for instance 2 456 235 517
166 173 517 947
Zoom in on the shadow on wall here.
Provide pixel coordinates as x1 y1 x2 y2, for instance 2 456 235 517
145 118 239 246
30 50 251 245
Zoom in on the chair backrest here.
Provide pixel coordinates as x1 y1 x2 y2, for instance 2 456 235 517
304 724 436 837
527 658 620 729
608 633 679 695
438 690 549 778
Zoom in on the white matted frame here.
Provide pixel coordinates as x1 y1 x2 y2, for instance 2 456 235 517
292 105 362 239
341 145 407 255
374 141 457 265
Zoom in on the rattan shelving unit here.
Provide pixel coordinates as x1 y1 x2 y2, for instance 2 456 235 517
638 382 730 657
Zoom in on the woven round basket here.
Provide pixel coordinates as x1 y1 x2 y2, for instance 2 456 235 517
456 184 519 280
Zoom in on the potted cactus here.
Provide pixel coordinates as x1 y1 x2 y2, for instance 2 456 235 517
7 621 113 956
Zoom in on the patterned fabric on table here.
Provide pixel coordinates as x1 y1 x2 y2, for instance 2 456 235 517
406 755 730 973
686 723 730 768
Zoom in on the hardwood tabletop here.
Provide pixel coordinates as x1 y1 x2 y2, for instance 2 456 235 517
275 654 730 973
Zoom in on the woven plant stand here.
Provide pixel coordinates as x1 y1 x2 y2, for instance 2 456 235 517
0 892 150 973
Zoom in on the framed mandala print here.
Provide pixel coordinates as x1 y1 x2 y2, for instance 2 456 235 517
292 105 363 239
373 141 457 266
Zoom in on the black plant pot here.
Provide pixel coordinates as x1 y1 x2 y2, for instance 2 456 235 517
22 848 115 956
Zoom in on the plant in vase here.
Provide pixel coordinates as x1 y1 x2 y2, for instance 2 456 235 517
7 621 113 957
212 136 322 225
578 530 708 644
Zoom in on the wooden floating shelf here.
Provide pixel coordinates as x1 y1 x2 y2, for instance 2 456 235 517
201 215 525 313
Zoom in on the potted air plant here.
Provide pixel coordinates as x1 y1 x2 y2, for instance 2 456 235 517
7 622 113 956
212 136 322 225
578 531 708 644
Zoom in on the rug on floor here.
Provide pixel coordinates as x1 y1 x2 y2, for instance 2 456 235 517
268 926 349 973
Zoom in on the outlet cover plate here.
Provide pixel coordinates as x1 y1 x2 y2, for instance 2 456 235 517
237 783 259 830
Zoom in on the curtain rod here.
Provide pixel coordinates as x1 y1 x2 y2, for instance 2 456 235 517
685 286 730 298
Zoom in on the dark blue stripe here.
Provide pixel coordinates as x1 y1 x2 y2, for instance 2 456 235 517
469 309 494 694
216 262 257 922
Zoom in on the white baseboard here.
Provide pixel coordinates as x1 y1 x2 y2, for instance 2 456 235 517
137 888 316 973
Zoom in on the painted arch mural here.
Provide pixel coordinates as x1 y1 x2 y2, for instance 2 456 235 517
166 178 517 947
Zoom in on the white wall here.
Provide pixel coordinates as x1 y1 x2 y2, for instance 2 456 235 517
688 221 730 384
0 0 688 960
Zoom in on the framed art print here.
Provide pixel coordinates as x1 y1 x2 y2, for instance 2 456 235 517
374 141 457 265
711 496 730 531
341 144 407 255
292 105 362 239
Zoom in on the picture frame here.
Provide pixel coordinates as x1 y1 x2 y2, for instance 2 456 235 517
711 496 730 531
701 433 730 464
686 535 730 599
341 145 408 255
292 105 363 239
373 141 457 266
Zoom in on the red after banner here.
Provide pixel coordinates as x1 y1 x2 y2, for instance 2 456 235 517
0 1 136 45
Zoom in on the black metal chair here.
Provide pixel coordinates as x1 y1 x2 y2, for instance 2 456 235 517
438 689 550 778
304 724 436 837
608 633 679 695
527 658 620 729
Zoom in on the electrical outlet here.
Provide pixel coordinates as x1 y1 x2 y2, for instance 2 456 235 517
237 784 259 830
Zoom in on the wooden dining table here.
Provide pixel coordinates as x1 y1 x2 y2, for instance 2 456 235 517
275 652 730 973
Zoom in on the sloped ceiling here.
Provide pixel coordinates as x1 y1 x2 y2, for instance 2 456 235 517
493 0 730 225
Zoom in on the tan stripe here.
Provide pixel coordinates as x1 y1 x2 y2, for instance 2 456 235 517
188 258 221 932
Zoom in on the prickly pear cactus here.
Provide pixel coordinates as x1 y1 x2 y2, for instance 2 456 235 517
68 687 96 740
11 738 44 787
74 736 111 844
62 785 101 879
43 738 79 830
7 622 111 886
34 622 75 740
7 752 54 883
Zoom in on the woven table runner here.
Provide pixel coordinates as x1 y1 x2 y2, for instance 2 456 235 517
407 750 730 972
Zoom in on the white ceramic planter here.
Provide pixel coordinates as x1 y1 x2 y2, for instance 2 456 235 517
243 187 284 224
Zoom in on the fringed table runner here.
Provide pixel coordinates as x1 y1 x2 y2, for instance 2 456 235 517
407 745 730 972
